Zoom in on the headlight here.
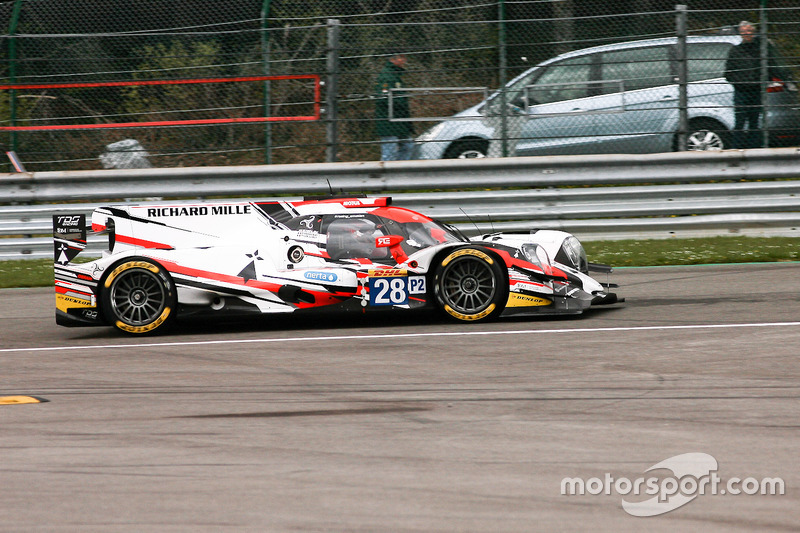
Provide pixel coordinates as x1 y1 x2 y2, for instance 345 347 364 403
521 243 552 271
557 236 588 273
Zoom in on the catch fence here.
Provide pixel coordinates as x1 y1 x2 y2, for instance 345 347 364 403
0 1 798 170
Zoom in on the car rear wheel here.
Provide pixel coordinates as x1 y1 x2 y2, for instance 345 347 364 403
443 139 488 159
682 119 729 151
433 247 506 322
101 259 176 334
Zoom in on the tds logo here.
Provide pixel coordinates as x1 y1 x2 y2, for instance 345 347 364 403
57 215 82 227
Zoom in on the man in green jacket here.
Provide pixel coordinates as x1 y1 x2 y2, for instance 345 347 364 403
375 53 415 160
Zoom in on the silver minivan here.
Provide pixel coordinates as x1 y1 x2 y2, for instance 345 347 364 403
412 35 800 159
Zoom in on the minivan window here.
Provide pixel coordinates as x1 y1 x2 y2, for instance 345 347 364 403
600 46 672 93
687 42 731 82
524 55 594 104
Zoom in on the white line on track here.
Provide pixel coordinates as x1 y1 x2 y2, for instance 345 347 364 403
3 321 800 353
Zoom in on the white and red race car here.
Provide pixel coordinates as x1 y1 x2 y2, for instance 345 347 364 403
53 196 620 335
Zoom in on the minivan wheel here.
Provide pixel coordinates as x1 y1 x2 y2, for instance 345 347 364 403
443 139 488 159
681 120 729 151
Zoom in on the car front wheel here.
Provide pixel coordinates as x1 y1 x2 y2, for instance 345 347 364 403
433 247 506 322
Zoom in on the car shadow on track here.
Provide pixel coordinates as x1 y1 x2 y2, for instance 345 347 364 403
168 304 625 336
169 309 445 336
62 304 624 341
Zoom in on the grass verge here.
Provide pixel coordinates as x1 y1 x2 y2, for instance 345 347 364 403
583 236 800 267
1 236 799 289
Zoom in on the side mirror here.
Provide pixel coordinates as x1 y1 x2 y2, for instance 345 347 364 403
375 234 408 264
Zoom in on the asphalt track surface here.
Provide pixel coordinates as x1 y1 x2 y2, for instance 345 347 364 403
1 263 799 532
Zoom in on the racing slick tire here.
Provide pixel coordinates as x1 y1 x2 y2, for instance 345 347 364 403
433 247 507 322
101 258 177 335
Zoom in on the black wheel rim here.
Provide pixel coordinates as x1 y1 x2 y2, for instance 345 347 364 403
110 269 167 326
440 256 497 314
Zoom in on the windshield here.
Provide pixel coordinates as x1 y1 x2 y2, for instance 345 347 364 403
319 209 465 262
374 208 465 255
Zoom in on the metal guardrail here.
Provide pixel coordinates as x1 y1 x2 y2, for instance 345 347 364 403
3 147 800 203
2 148 800 259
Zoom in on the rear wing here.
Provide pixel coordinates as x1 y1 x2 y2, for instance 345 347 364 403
53 214 86 265
53 214 102 328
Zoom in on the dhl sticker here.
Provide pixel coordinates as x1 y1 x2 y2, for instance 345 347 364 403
368 269 408 277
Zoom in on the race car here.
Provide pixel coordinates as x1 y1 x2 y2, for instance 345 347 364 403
53 196 620 335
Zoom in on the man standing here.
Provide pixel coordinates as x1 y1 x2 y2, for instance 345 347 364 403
375 53 414 161
724 21 782 149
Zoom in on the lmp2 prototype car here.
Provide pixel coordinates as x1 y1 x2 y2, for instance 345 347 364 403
53 196 620 335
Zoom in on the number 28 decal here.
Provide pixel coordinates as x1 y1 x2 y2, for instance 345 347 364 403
368 276 426 306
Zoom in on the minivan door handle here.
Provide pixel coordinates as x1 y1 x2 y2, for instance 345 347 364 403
661 95 677 101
